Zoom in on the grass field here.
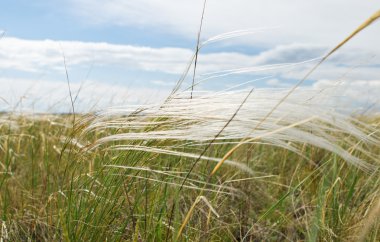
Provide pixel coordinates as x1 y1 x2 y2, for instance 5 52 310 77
0 111 379 241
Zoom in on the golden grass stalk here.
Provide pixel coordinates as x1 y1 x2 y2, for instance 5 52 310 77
212 9 380 174
176 195 219 240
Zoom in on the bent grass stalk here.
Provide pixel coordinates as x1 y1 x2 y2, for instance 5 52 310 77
213 9 380 175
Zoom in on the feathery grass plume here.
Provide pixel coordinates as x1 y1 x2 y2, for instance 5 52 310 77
169 26 280 97
85 10 380 178
85 87 379 173
211 9 380 174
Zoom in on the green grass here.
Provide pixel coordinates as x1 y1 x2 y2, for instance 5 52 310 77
0 114 379 241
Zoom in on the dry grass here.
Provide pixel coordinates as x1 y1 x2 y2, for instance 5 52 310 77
0 111 379 241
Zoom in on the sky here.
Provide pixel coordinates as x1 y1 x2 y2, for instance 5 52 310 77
0 0 379 113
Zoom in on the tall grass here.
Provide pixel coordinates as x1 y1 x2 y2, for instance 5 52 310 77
0 8 380 242
0 113 379 241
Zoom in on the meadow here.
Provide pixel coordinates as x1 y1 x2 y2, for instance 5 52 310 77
1 7 380 242
0 96 379 241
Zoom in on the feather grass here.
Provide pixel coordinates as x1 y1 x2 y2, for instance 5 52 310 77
86 88 379 173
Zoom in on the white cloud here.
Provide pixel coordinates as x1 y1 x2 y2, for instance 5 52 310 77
1 77 378 113
0 37 271 76
150 80 176 86
0 78 170 113
312 79 380 112
1 37 378 79
1 37 379 112
254 44 326 64
0 37 193 74
266 78 291 88
68 0 380 49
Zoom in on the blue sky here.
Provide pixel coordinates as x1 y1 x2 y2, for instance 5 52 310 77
0 1 194 47
0 0 379 112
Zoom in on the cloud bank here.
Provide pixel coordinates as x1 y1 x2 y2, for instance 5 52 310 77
1 36 379 113
0 77 170 113
1 37 378 77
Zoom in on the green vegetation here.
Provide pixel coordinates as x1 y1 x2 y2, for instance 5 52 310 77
0 7 379 242
0 114 379 241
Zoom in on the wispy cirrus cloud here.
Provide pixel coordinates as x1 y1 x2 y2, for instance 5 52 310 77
67 0 380 49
